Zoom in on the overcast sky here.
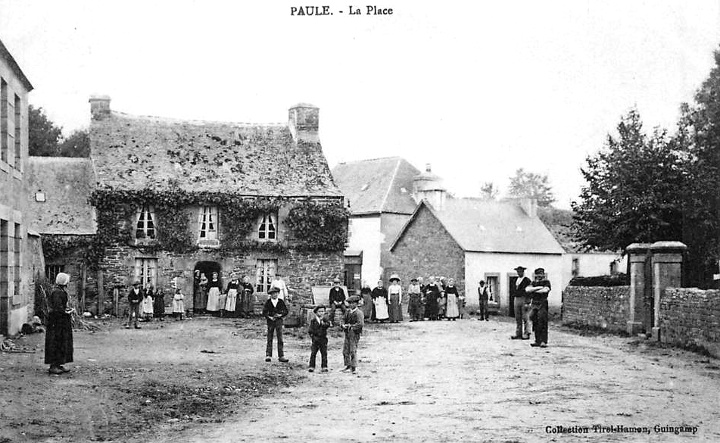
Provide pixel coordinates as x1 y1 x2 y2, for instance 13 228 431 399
1 1 719 208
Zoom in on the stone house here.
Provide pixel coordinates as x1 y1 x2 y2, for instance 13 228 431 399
332 157 436 290
88 97 346 314
26 157 98 311
388 198 565 316
0 38 41 335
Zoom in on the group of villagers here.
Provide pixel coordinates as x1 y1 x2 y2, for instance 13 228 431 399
358 274 465 323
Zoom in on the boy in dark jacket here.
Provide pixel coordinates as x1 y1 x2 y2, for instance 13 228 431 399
307 305 331 372
262 287 289 362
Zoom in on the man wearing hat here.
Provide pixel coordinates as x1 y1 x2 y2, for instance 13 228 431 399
511 266 532 339
126 281 144 329
262 286 289 362
341 296 364 373
328 277 346 326
525 268 551 347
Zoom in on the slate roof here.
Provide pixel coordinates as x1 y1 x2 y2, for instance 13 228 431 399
0 38 33 91
26 157 97 235
90 111 342 197
331 157 420 215
391 199 565 255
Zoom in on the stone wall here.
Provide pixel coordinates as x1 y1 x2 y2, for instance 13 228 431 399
100 242 344 316
562 286 631 332
387 205 465 292
660 288 720 357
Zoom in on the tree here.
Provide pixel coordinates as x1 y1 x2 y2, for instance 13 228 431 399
479 182 499 200
507 168 556 207
673 48 720 287
29 105 62 156
571 108 686 254
29 105 90 157
58 129 90 157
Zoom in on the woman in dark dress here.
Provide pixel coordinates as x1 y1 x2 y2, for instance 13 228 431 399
45 273 74 375
360 281 374 321
150 286 165 321
424 276 441 321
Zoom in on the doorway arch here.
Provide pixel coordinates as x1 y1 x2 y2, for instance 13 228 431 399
193 261 222 314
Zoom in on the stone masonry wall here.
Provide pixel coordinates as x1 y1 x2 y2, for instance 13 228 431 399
660 288 720 357
100 242 343 316
562 286 631 332
387 205 465 293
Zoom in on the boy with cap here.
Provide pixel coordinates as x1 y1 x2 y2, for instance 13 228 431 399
262 286 289 362
307 305 331 372
126 281 144 329
328 277 346 325
341 296 364 374
511 266 532 339
525 268 551 348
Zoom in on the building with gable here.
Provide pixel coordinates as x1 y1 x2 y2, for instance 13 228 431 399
331 157 421 290
0 38 39 335
26 157 98 310
88 98 347 313
388 198 566 315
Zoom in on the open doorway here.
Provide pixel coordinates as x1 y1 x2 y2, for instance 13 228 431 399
193 261 222 315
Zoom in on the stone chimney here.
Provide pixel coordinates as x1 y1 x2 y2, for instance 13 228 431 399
413 163 447 210
89 95 111 120
519 197 538 218
288 103 319 143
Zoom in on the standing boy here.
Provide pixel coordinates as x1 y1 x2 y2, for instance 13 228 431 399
526 268 551 348
308 305 331 372
126 281 144 329
262 286 289 362
341 296 364 374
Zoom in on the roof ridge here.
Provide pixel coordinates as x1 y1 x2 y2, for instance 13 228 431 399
380 158 402 212
336 156 403 166
109 111 286 127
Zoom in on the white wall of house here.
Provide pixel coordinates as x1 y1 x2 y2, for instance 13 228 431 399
561 253 627 288
465 252 564 315
347 215 384 284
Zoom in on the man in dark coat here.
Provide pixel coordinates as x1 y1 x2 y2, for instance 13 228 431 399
262 286 289 362
126 281 144 329
526 268 551 348
307 305 331 372
511 266 532 339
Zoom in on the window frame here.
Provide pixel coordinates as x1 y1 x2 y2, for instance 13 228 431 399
257 212 278 242
135 205 157 240
255 259 277 294
198 206 218 241
134 257 158 289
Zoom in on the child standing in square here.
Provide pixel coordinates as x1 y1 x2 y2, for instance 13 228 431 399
307 305 331 372
172 288 185 320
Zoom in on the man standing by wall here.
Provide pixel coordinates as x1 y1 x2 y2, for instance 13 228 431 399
511 266 532 340
526 268 551 348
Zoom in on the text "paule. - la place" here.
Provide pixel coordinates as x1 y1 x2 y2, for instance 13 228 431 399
290 6 394 16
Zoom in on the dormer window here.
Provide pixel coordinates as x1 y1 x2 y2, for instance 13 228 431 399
199 206 218 240
258 213 277 241
136 206 156 239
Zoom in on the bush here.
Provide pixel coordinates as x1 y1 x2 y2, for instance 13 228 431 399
568 273 628 287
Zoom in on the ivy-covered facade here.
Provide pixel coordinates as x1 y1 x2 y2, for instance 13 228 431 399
87 98 348 314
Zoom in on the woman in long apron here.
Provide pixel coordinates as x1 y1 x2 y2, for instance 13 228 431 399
206 272 222 315
224 274 241 317
444 278 460 321
371 280 389 323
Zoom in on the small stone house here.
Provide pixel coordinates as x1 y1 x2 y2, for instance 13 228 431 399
26 157 98 311
88 97 347 314
388 198 565 316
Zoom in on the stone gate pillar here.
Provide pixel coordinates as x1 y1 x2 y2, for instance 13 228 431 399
626 243 652 335
649 241 686 341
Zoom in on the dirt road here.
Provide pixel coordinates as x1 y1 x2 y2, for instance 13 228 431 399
154 318 720 442
2 316 719 442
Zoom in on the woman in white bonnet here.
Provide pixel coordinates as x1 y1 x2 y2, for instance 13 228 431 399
45 273 74 375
